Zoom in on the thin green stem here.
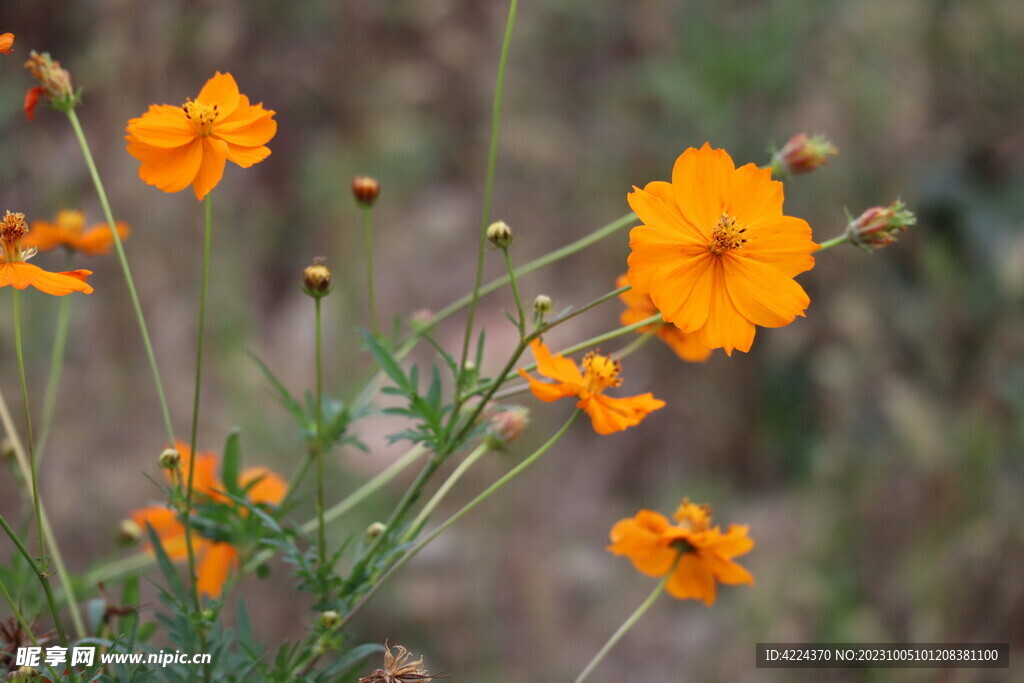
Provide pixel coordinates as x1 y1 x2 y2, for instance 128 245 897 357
362 206 380 335
614 329 656 361
0 514 66 646
183 194 213 622
502 247 526 337
458 0 520 377
12 290 45 572
340 410 579 629
0 576 39 646
403 442 490 543
314 296 326 568
65 108 175 445
36 251 74 458
816 233 850 251
575 552 682 682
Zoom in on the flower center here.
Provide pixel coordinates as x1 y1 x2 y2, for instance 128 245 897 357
182 98 218 136
708 213 746 255
0 211 29 263
57 209 85 238
674 498 712 533
582 351 622 393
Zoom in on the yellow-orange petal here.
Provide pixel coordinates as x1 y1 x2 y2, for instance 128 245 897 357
224 144 271 169
727 162 784 227
127 107 196 148
626 224 707 296
666 553 718 604
528 339 585 387
73 222 130 255
693 260 755 355
216 105 277 148
191 137 228 200
196 543 238 598
240 466 287 506
130 506 189 560
671 143 737 233
607 511 678 577
132 137 204 193
0 33 13 54
740 216 817 278
658 327 713 363
627 182 705 245
22 221 65 252
171 442 226 501
517 368 578 403
24 86 44 121
581 392 665 435
722 254 810 328
703 524 755 559
0 263 94 295
646 251 715 332
197 72 241 120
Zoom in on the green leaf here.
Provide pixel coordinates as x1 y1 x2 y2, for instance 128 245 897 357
120 574 140 636
361 329 409 392
144 522 185 600
221 430 243 497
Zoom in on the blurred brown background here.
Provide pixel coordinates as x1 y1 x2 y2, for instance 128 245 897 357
1 0 1023 680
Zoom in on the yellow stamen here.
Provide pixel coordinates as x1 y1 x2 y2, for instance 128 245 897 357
708 213 746 255
182 98 218 136
675 498 712 533
0 211 29 263
56 209 85 238
582 351 622 393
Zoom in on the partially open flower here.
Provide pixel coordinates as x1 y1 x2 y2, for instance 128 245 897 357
485 406 530 449
771 133 837 176
23 51 76 114
359 642 438 683
0 33 14 55
532 294 553 314
158 447 181 470
846 200 916 250
0 211 93 296
303 257 332 298
486 220 513 249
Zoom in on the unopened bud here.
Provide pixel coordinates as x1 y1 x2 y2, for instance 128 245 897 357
351 176 380 207
319 610 341 629
367 521 386 538
486 221 513 249
533 294 553 314
846 200 916 250
410 308 434 331
117 519 143 546
159 448 181 470
23 51 76 113
772 133 837 176
303 257 332 298
485 406 530 450
200 608 215 622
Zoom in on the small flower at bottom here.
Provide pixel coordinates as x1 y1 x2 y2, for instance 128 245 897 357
125 72 276 201
0 33 14 54
128 441 287 598
616 274 712 363
518 339 665 434
607 499 754 605
358 642 439 683
0 211 93 296
23 209 130 255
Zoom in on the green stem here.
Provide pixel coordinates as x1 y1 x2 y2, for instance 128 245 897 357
502 247 526 337
0 575 39 646
12 290 45 572
614 329 656 361
183 194 213 620
403 442 490 543
458 0 520 377
36 251 74 458
314 296 326 569
0 514 66 646
816 233 849 251
65 108 176 445
339 410 579 629
362 206 380 335
574 552 682 682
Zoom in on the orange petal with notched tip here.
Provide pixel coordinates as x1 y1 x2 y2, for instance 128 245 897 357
0 263 93 295
196 543 238 598
197 72 241 120
240 466 287 506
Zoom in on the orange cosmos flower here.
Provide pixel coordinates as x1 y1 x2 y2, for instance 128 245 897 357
616 274 711 363
0 211 93 296
627 143 817 355
23 209 130 256
518 339 665 434
126 72 276 201
607 499 753 605
0 33 14 54
130 442 287 598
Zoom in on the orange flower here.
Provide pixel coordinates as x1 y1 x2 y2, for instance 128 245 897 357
616 274 711 363
627 143 817 355
518 340 665 434
23 209 130 255
607 499 753 605
0 211 93 296
130 443 287 598
126 72 276 201
0 33 14 54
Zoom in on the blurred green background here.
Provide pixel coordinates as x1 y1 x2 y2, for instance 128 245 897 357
1 0 1022 680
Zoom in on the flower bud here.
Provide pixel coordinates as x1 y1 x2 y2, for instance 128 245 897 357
367 521 386 538
351 176 380 207
8 667 41 681
319 610 341 629
772 133 837 176
159 447 181 470
846 200 916 250
486 220 513 249
410 308 434 331
117 519 143 546
23 51 76 113
533 294 553 314
303 257 332 298
485 406 530 450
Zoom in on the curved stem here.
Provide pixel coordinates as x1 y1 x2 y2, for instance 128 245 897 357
816 233 849 251
314 296 326 568
0 576 38 646
65 109 176 445
36 251 74 458
575 552 682 682
502 247 526 338
458 0 520 376
339 410 579 629
403 442 490 543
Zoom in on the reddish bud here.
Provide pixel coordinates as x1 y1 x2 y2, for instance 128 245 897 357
772 133 837 176
846 201 916 250
351 176 380 207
